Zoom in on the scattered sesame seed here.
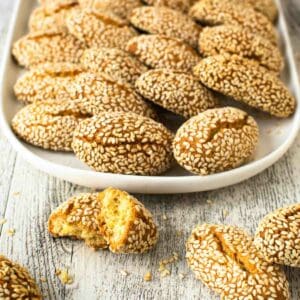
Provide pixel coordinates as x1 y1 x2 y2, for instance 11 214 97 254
223 209 229 218
56 269 74 285
6 229 16 236
162 214 168 221
178 272 186 280
206 199 213 205
40 277 47 283
0 218 7 225
119 270 129 277
144 272 152 282
12 192 20 196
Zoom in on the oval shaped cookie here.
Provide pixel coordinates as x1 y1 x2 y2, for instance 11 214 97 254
186 224 290 300
126 34 200 72
79 0 142 20
80 47 148 86
48 187 158 253
246 0 278 22
29 2 79 31
11 100 89 151
39 0 78 13
254 203 300 267
66 9 137 50
0 255 42 299
199 25 283 74
173 107 259 175
136 69 218 119
14 63 156 119
193 54 296 118
142 0 193 13
189 0 277 44
129 6 201 48
72 112 174 175
12 30 85 68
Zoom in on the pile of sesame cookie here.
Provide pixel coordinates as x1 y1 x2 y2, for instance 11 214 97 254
11 0 296 176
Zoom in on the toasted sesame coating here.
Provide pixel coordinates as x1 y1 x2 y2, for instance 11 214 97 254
11 100 90 151
29 3 79 32
173 107 259 175
48 187 158 253
254 203 300 267
126 34 200 72
142 0 194 13
80 47 148 86
79 0 142 20
186 224 290 300
189 0 277 44
245 0 278 22
66 9 137 50
136 69 218 119
72 112 174 175
14 63 156 119
12 30 85 68
193 54 296 118
199 25 283 74
129 6 201 48
39 0 78 13
0 255 42 299
48 193 108 249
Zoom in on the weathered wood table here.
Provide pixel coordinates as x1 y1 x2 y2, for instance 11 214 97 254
0 0 300 299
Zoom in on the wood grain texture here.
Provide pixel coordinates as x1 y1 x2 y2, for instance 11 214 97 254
0 0 300 299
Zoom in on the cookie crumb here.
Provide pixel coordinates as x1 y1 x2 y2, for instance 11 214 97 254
40 277 47 283
7 228 15 236
158 252 180 277
144 271 152 281
178 273 186 280
0 218 7 225
162 214 168 221
120 270 129 277
56 269 74 285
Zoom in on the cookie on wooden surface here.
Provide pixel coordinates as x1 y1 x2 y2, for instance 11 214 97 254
186 224 290 300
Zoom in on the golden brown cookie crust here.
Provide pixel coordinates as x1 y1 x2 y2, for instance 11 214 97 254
72 112 174 175
186 224 291 300
173 107 259 175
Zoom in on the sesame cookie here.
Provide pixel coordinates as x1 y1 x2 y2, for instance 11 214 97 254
29 2 79 32
135 69 218 119
79 0 142 20
142 0 194 13
199 25 283 74
189 0 277 44
80 47 148 86
186 224 290 300
48 187 158 253
0 255 42 299
14 63 156 119
12 30 85 68
193 54 296 118
39 0 78 13
11 100 89 151
245 0 278 22
72 112 174 175
254 203 300 267
66 9 137 50
129 6 201 48
173 107 259 175
126 34 200 72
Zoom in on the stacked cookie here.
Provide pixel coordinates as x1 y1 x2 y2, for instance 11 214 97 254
11 0 296 176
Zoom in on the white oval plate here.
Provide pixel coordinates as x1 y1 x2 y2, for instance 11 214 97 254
1 0 300 194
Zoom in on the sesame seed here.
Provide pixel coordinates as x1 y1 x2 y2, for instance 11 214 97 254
56 269 74 285
0 218 7 225
6 229 16 236
144 271 152 282
119 270 129 277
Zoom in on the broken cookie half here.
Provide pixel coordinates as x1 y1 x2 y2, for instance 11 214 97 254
48 187 158 253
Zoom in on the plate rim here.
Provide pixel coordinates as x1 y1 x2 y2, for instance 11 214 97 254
0 0 300 194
